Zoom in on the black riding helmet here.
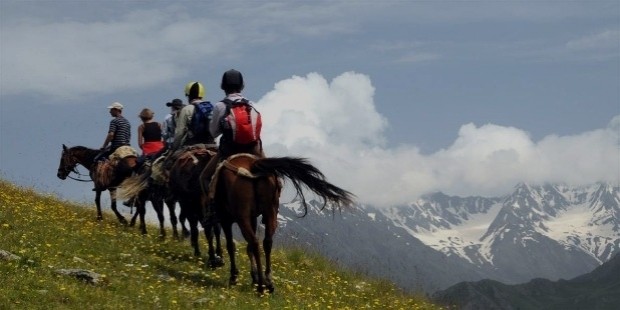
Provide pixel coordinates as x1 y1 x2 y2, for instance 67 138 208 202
220 69 244 93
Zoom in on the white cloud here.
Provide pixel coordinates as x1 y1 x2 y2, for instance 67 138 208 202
0 8 238 100
566 29 620 50
258 72 620 207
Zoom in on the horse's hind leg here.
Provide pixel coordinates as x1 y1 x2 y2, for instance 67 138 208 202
179 208 190 239
152 196 166 238
238 217 264 292
202 219 224 269
138 201 147 235
221 221 239 286
165 198 180 239
263 214 277 293
129 208 138 227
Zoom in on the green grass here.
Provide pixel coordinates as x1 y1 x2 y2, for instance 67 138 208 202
0 180 443 309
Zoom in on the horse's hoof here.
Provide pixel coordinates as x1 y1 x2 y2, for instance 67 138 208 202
119 218 128 226
228 277 238 286
208 257 225 269
96 216 103 221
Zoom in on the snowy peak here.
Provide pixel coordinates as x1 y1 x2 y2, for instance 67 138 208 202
377 182 620 276
589 183 620 231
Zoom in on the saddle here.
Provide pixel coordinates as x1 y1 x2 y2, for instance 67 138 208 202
92 146 139 190
207 153 259 201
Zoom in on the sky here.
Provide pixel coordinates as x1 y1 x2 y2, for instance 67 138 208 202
1 1 619 208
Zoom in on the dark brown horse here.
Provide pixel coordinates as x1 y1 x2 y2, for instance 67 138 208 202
126 172 187 239
203 154 355 293
56 144 135 224
168 147 224 268
120 147 223 267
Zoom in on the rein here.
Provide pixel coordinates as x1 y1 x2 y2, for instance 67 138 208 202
67 167 92 182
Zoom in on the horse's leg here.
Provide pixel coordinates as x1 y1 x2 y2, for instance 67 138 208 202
165 197 180 240
109 188 128 226
221 220 238 286
263 213 277 293
152 196 166 239
262 181 278 293
202 217 224 269
179 207 190 238
184 201 201 256
214 222 223 260
238 217 264 292
138 199 147 235
95 190 103 221
129 208 139 227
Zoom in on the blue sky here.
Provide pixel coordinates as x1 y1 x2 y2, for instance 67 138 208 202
1 1 619 206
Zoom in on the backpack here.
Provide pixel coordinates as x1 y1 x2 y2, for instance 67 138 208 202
221 98 262 144
190 101 213 141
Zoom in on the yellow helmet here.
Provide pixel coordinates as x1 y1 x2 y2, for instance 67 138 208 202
184 81 205 99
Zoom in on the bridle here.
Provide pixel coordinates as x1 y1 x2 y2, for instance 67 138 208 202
58 149 92 182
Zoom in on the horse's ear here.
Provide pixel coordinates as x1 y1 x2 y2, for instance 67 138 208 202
63 144 67 151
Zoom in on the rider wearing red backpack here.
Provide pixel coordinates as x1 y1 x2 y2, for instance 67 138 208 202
201 69 264 206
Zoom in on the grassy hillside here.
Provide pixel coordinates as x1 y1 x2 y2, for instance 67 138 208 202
0 180 444 309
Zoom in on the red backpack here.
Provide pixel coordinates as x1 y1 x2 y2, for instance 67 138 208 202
222 98 262 144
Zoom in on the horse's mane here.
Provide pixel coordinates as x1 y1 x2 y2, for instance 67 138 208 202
70 146 96 152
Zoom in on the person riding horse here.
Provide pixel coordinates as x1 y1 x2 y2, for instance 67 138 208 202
94 102 131 162
200 69 264 212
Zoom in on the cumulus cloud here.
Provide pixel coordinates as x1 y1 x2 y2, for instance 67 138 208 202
258 72 620 207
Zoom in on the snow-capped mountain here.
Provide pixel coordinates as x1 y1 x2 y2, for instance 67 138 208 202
274 182 620 293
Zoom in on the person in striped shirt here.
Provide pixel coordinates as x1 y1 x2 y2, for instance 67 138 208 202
95 102 131 161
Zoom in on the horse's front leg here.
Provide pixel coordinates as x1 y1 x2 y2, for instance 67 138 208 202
109 188 128 226
95 190 103 221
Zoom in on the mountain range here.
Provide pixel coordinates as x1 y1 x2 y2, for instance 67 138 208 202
431 253 620 310
274 182 620 293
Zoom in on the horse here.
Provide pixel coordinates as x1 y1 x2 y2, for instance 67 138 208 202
125 173 187 239
203 154 355 293
120 146 224 268
56 144 136 224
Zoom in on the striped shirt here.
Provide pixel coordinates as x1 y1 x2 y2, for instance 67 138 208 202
109 116 131 150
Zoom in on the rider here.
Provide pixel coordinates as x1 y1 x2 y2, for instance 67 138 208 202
172 82 215 150
95 102 131 161
200 69 265 208
137 108 164 157
162 98 184 150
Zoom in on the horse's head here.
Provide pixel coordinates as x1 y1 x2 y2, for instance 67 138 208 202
57 144 78 180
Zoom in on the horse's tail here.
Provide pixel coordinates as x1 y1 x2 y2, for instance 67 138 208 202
250 157 355 216
118 169 152 201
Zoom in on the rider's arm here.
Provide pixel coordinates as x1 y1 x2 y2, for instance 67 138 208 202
102 120 116 149
172 105 193 149
209 102 226 138
137 124 145 150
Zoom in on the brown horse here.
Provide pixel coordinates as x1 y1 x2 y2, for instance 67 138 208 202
56 144 135 224
204 154 355 293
